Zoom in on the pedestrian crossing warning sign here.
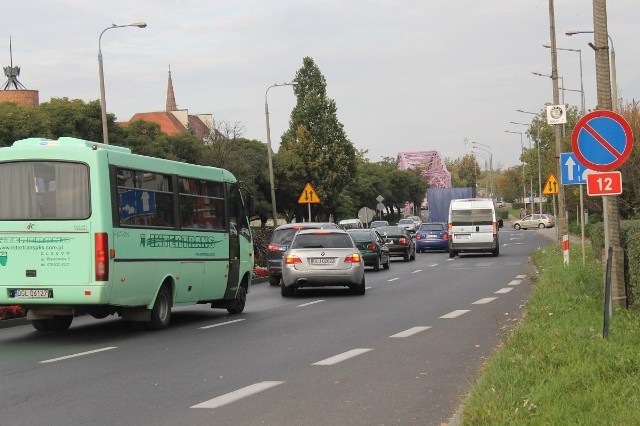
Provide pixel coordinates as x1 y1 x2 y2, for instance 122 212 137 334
298 183 321 204
543 174 559 195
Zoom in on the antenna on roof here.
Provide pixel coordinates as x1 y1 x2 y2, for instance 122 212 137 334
3 37 27 90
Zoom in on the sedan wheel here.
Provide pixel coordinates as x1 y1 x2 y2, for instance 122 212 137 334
538 223 545 229
514 223 521 230
373 255 381 271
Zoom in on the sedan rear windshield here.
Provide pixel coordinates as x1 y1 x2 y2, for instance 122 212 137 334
348 230 373 242
420 223 445 231
291 233 354 249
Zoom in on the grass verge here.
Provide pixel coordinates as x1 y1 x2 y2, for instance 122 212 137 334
460 243 640 425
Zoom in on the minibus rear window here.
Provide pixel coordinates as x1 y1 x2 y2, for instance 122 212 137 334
451 208 493 226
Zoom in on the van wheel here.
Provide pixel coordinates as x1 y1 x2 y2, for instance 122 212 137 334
492 246 500 257
449 250 457 258
148 285 172 330
227 286 247 314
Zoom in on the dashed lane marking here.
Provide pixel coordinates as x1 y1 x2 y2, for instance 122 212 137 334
312 348 373 366
191 381 285 409
40 347 117 364
439 310 470 319
516 274 526 279
508 279 522 286
412 269 422 274
387 277 400 282
297 300 325 307
199 319 245 330
390 326 431 338
495 287 514 294
472 297 497 304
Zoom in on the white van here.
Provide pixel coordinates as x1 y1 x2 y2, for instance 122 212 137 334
447 198 503 257
338 218 364 229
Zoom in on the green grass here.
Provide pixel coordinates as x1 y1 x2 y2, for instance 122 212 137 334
460 244 640 425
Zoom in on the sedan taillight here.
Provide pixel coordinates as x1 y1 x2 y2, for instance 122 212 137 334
284 255 302 264
399 238 407 245
415 234 422 240
366 243 377 250
344 253 362 263
442 232 449 240
268 243 283 252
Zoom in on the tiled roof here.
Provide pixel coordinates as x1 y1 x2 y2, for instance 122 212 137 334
128 112 186 136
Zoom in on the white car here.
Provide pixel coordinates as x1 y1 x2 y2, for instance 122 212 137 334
397 218 417 232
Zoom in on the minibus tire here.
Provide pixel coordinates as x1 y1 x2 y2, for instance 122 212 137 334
31 319 49 331
47 315 73 331
227 286 246 314
148 285 172 330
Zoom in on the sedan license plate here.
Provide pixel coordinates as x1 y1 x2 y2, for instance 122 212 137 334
11 288 52 299
455 234 471 240
427 235 438 239
310 257 336 265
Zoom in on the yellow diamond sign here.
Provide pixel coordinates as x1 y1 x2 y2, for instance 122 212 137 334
543 174 559 195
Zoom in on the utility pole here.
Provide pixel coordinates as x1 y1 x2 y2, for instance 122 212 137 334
593 0 626 307
548 0 567 243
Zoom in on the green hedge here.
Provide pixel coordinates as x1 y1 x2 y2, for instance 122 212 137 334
591 220 640 307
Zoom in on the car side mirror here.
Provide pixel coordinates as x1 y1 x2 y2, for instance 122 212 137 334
498 219 504 228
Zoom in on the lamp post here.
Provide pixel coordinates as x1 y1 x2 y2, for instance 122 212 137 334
566 30 617 112
471 150 488 196
513 112 544 215
543 44 585 115
505 130 527 207
472 142 493 196
265 82 295 227
98 22 147 145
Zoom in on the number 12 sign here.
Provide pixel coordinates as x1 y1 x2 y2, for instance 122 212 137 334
586 171 622 196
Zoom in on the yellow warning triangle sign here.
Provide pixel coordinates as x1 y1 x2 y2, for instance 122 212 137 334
298 183 321 204
543 174 559 195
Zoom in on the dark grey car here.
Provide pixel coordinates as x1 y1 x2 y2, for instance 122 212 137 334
267 222 338 286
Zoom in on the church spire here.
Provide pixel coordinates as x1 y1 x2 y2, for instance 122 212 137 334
166 65 177 111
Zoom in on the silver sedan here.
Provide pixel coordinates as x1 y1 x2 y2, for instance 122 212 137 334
281 228 366 297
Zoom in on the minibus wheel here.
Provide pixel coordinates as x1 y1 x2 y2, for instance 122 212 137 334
148 285 172 330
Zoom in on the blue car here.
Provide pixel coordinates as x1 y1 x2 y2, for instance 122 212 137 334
415 222 449 253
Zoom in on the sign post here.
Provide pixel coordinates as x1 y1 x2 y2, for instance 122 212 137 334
297 183 321 222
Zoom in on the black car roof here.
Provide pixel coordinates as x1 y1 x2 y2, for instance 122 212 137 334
273 222 338 231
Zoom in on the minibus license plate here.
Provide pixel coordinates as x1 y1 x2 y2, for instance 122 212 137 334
11 289 52 299
455 234 470 240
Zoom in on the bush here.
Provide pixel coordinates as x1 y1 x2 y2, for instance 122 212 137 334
0 306 26 320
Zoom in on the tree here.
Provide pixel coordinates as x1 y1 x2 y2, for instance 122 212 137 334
280 57 356 220
0 102 51 146
446 154 481 192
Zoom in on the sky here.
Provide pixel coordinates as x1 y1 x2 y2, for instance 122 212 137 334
1 1 637 171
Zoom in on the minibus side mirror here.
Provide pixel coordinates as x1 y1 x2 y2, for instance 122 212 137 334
498 219 504 228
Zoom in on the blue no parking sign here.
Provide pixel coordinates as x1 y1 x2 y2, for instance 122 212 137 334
571 110 633 172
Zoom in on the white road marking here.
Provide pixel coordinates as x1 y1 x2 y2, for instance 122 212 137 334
40 347 117 364
510 237 525 240
297 300 325 307
439 310 470 319
390 326 431 338
475 262 493 267
365 286 372 290
472 297 497 304
508 279 522 286
191 381 284 409
387 277 400 282
495 287 514 294
516 274 526 279
199 319 245 329
412 269 422 274
312 348 373 366
427 263 438 267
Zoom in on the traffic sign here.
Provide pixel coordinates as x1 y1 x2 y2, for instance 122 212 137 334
586 171 622 196
571 110 634 172
297 183 321 204
542 174 559 195
560 152 592 185
547 104 567 125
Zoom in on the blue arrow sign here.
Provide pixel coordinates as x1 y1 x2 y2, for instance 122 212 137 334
560 152 591 185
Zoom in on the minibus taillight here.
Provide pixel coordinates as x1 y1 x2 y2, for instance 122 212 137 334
95 232 109 281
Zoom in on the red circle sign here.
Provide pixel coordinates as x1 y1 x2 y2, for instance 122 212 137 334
571 110 633 172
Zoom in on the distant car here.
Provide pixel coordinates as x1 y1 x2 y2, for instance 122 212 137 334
370 220 389 229
267 222 339 286
513 214 555 230
376 226 416 262
407 216 422 228
281 228 366 297
397 218 417 232
415 222 449 253
496 200 505 208
347 229 390 271
338 218 364 229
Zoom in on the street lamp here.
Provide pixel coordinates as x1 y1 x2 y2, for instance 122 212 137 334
98 22 147 145
566 30 617 112
505 130 527 207
471 150 488 196
513 113 544 215
472 142 492 196
265 82 296 227
543 44 585 115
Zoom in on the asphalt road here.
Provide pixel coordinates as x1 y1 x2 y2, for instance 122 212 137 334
0 226 553 426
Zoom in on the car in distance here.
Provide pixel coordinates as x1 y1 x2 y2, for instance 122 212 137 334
513 214 555 230
448 198 503 257
281 228 366 296
370 220 389 229
397 218 417 232
415 222 449 253
267 222 338 286
347 228 390 271
376 226 416 262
